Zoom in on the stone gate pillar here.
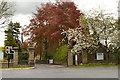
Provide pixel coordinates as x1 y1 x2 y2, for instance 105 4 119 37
13 47 18 68
67 49 73 66
82 49 88 64
28 47 34 66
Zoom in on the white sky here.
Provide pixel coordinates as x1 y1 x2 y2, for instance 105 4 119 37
0 0 118 47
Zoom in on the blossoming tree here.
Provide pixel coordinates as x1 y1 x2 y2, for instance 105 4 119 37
61 27 99 54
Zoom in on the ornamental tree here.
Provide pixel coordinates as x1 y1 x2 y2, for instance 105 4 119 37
22 0 82 57
62 10 118 52
85 10 118 49
61 27 99 54
62 9 119 64
85 10 119 64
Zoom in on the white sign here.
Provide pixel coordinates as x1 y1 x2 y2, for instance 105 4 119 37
97 53 104 60
0 52 3 60
49 59 53 64
75 54 77 61
75 54 78 65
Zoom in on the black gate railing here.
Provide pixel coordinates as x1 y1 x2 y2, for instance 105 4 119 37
18 52 29 65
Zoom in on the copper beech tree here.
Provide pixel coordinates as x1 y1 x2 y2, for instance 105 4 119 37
22 1 82 58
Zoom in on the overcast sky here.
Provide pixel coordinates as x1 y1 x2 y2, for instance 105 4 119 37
0 0 118 47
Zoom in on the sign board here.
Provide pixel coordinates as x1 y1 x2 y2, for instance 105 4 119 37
75 54 77 61
97 53 104 60
0 52 3 60
6 46 14 54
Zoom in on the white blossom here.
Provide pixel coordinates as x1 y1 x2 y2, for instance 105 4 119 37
62 27 99 53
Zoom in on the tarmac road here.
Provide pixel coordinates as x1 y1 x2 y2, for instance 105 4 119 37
2 64 118 78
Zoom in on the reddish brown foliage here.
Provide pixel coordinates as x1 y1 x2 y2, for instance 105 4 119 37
23 1 82 41
22 42 28 49
22 1 82 55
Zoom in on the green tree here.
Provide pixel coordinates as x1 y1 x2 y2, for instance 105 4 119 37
4 34 17 47
53 44 67 61
3 34 17 58
5 21 21 41
4 21 21 48
3 21 21 58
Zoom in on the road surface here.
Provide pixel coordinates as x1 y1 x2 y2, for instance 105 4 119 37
2 64 118 78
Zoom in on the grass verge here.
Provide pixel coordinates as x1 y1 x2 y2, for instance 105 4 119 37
72 63 120 67
0 66 34 69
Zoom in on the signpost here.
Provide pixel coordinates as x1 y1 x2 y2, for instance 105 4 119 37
97 53 104 60
6 46 14 68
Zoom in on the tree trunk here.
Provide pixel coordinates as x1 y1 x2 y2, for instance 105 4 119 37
40 52 41 60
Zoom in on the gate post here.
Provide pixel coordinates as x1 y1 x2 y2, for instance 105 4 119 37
82 49 88 64
28 47 34 66
67 49 73 67
13 47 18 68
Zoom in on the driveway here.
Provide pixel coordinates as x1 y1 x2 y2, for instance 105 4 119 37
2 64 118 78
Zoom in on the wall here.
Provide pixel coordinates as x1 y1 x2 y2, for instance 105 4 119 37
1 62 13 68
53 60 67 65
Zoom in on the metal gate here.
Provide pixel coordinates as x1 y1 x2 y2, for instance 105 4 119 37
18 52 29 65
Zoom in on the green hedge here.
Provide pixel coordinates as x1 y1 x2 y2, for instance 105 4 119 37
53 45 67 61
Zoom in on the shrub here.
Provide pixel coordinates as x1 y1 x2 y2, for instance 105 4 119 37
53 45 67 61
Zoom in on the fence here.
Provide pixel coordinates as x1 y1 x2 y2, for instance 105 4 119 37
1 46 35 68
18 52 29 66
